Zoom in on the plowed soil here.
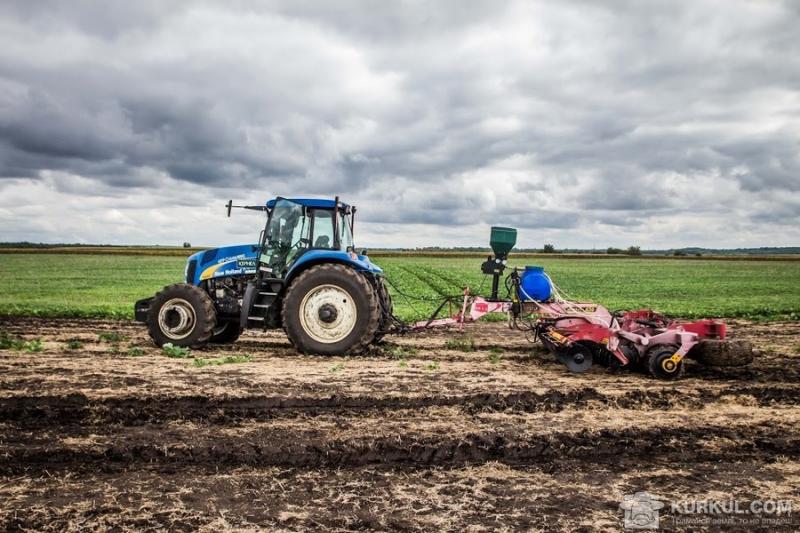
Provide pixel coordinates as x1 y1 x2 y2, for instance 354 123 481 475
1 317 798 531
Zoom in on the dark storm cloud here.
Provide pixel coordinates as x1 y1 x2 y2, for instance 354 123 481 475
0 0 798 246
0 1 171 39
0 58 306 187
495 210 580 231
266 0 500 42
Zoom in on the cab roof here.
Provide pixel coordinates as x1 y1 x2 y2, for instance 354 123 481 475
265 198 350 209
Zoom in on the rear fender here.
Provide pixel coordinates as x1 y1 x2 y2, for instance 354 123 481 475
286 250 382 284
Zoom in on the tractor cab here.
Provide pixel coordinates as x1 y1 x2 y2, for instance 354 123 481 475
239 196 381 335
260 197 355 277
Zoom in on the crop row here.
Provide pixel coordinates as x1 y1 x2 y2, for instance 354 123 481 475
1 254 799 321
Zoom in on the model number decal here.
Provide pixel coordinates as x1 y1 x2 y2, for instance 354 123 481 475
237 258 257 269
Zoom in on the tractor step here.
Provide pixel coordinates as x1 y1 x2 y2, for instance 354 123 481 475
241 278 285 329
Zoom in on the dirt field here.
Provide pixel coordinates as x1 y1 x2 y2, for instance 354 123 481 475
1 317 798 531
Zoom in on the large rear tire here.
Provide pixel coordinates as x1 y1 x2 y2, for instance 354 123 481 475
282 264 380 355
146 283 216 348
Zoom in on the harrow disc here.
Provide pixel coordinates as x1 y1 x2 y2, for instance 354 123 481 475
557 346 593 373
689 340 754 367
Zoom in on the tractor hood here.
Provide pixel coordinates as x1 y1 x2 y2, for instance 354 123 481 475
185 244 258 285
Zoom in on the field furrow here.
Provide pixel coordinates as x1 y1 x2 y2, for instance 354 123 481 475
1 315 798 531
2 413 797 474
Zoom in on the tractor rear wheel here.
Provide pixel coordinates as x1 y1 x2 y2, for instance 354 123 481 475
647 345 684 380
147 283 216 348
210 321 242 344
282 264 380 355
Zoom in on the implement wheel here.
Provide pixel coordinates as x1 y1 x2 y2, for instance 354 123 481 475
688 340 753 367
282 264 380 355
647 345 684 381
147 283 216 348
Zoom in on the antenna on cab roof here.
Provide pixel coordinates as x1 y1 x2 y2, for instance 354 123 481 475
226 200 268 217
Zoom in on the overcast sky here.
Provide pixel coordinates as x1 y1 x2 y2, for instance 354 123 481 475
0 1 798 249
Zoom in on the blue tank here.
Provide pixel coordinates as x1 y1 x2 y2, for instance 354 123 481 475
518 266 552 301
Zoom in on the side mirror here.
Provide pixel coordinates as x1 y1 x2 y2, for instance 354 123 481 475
361 249 368 256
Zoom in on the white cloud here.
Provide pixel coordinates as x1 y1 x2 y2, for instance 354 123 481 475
0 0 798 248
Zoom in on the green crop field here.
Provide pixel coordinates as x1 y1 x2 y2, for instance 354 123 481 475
1 253 799 321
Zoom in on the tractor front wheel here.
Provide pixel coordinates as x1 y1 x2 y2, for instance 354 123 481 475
147 283 216 348
282 264 380 355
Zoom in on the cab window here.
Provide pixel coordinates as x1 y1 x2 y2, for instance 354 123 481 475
311 210 335 249
339 212 354 250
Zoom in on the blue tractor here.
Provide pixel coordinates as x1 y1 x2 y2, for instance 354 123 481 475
134 197 394 355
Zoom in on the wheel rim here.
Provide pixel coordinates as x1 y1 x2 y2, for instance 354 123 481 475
661 357 678 373
157 298 196 340
298 284 357 344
